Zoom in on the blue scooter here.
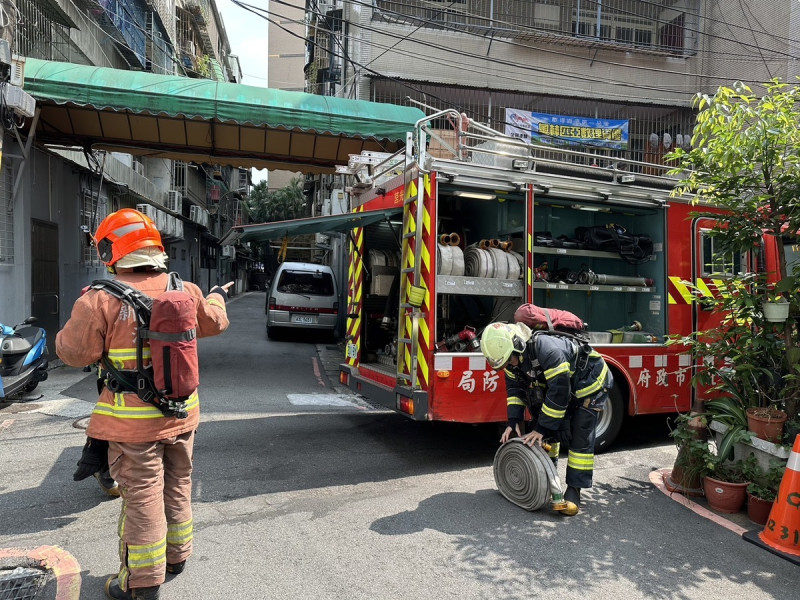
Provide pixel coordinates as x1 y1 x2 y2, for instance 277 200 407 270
0 317 49 399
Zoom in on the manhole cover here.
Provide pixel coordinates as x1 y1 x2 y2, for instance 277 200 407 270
73 417 90 430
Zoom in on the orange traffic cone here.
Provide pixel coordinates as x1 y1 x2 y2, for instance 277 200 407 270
743 433 800 565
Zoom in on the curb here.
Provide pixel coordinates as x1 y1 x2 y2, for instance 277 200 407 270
0 546 81 600
650 468 747 536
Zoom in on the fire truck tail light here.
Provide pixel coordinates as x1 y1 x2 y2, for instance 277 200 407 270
339 371 349 386
398 396 414 415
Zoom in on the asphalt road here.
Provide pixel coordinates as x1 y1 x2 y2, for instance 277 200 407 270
0 292 794 599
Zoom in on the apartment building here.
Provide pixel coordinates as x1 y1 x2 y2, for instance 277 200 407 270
303 0 800 194
1 0 249 348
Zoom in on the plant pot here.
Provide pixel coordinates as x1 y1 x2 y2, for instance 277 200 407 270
746 492 775 525
703 476 748 513
762 300 790 322
664 462 704 496
746 407 788 443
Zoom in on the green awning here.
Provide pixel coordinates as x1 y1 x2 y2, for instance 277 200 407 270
23 59 424 173
219 208 402 246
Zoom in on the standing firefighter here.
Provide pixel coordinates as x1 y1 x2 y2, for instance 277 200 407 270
480 321 612 513
56 208 231 600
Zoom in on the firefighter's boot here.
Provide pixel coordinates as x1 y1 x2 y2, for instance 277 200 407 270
563 486 581 513
166 560 186 575
95 468 120 498
105 577 160 600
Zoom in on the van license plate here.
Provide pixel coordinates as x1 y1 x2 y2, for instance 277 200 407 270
292 315 314 324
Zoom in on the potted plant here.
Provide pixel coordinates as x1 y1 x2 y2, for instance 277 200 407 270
746 404 789 443
741 455 786 525
703 459 750 514
667 80 800 438
665 413 712 496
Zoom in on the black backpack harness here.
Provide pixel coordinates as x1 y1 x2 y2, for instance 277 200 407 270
92 273 191 419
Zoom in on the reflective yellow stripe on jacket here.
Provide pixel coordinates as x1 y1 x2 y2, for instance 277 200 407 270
107 347 151 370
93 391 199 419
575 360 609 399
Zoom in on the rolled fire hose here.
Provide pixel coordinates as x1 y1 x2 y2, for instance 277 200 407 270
505 251 521 280
493 439 576 514
448 232 461 246
577 270 654 287
488 248 509 279
437 243 465 276
439 234 452 246
464 246 494 277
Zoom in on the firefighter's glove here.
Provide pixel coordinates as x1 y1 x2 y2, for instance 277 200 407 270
209 285 228 298
552 421 572 446
73 437 109 481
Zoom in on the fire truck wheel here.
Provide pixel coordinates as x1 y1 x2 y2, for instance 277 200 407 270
594 384 624 453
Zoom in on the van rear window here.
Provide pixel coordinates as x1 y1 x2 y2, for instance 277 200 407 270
277 270 334 296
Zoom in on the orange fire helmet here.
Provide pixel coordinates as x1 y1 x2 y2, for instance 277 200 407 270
94 208 163 266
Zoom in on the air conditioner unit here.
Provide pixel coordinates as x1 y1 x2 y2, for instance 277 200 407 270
136 204 159 222
221 245 235 259
132 160 144 177
189 205 209 226
9 54 25 87
165 190 182 213
2 84 35 118
315 233 330 245
174 219 184 240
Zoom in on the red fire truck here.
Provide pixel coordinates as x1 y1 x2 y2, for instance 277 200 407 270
221 109 785 451
332 109 786 451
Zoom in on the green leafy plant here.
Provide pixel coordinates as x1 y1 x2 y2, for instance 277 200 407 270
741 455 786 501
707 459 749 484
703 395 755 462
669 414 714 482
667 80 800 425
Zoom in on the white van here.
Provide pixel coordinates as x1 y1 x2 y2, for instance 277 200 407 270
265 262 338 338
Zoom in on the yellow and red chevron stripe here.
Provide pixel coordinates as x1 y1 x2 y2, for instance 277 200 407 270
667 276 730 304
346 207 365 366
400 174 433 389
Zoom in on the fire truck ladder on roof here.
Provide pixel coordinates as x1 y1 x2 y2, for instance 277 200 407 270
397 132 424 388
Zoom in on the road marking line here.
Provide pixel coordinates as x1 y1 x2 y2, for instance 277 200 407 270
311 356 326 387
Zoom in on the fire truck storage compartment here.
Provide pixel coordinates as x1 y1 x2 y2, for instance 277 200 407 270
531 197 666 340
435 187 527 346
361 220 401 367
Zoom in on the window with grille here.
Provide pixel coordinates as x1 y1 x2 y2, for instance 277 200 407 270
82 192 108 265
701 231 742 277
0 162 14 263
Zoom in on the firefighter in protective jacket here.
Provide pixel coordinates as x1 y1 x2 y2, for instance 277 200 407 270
480 321 612 511
56 208 230 600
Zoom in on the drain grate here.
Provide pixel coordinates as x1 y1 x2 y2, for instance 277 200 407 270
0 567 48 600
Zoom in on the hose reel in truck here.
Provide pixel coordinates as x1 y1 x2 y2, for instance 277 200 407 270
493 439 579 516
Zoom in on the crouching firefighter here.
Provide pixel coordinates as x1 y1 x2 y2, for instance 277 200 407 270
56 208 231 600
480 321 613 514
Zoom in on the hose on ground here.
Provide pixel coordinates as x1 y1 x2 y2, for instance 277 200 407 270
493 439 561 511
